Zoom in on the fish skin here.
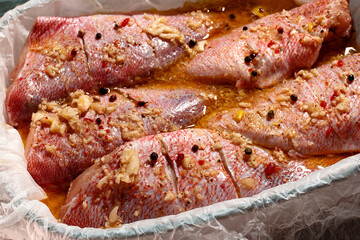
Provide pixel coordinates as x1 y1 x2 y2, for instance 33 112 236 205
60 129 316 228
185 0 352 89
6 17 90 127
26 88 206 186
6 12 216 126
60 135 180 228
208 53 360 157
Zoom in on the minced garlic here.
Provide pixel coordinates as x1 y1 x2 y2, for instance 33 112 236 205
115 148 140 184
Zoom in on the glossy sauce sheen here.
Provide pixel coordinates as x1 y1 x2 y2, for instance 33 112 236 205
17 0 358 220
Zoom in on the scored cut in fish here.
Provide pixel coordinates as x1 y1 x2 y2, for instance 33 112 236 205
26 88 206 185
6 11 219 126
185 0 352 89
60 129 317 228
208 53 360 157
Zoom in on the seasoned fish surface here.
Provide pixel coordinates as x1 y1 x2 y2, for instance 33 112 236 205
60 129 315 228
26 88 206 185
185 0 351 89
6 12 216 126
209 54 360 157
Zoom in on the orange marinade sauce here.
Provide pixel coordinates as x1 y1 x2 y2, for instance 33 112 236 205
18 0 358 220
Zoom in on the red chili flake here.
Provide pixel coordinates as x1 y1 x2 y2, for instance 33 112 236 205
198 160 205 165
105 136 108 140
337 60 344 67
274 47 280 54
220 183 226 189
326 127 332 137
330 90 339 101
267 40 275 48
320 101 327 108
176 153 185 162
248 68 253 72
264 162 276 177
85 128 89 133
121 18 130 27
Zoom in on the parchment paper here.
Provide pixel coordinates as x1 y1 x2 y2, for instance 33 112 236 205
0 0 360 239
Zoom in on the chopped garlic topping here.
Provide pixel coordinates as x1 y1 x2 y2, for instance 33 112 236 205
115 148 140 184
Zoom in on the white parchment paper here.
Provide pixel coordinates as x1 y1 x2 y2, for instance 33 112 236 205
1 0 360 239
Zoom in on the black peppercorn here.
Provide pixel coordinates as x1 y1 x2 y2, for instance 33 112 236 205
99 88 109 95
243 26 248 31
229 13 235 19
188 39 197 48
245 56 251 63
348 74 355 82
290 94 298 102
250 53 257 59
109 95 117 102
150 152 158 161
192 145 199 153
244 147 252 155
96 118 102 125
251 70 258 77
95 32 102 40
71 49 77 56
277 27 284 34
267 110 275 119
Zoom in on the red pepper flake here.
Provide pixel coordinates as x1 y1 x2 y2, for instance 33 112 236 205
330 90 338 101
248 68 253 72
176 153 184 162
337 60 344 67
105 135 108 140
320 101 327 108
326 127 332 137
85 128 89 133
274 47 280 54
198 160 205 165
264 162 276 177
121 18 130 27
267 40 275 48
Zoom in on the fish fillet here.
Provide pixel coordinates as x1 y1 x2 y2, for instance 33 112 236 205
26 88 206 185
185 0 351 89
6 12 218 126
60 129 316 228
208 53 360 157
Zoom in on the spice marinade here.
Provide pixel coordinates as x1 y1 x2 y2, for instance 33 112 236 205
17 0 359 220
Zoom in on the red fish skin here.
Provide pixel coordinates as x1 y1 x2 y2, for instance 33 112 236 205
220 141 313 198
6 17 90 127
159 129 238 211
6 12 216 126
26 88 206 186
208 53 360 157
60 135 180 228
185 0 351 89
60 129 316 228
